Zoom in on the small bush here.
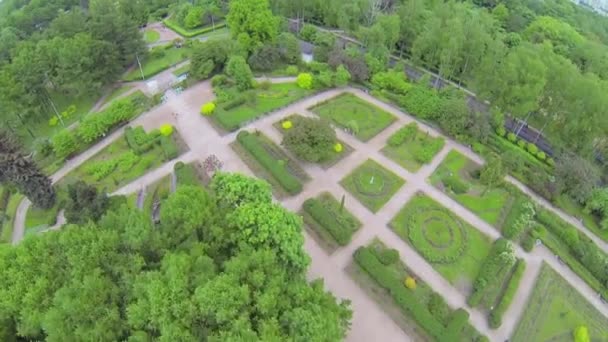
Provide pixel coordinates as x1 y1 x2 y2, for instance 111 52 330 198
495 127 506 137
378 248 399 265
299 24 318 42
285 65 298 76
297 73 313 89
443 175 469 194
48 116 59 127
536 151 546 161
404 277 416 289
334 143 343 153
517 139 526 149
507 132 517 142
303 198 353 245
281 120 293 130
546 157 555 167
201 102 216 115
521 232 535 252
526 143 538 154
160 124 173 136
222 96 246 111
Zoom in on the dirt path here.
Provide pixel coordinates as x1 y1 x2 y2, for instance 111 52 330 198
13 81 608 341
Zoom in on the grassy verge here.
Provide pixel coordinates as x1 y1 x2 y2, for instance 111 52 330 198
310 93 396 141
340 159 405 213
0 193 24 243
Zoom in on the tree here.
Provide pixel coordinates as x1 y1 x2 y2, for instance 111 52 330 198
209 172 272 209
225 56 254 91
334 65 351 86
277 32 301 64
159 186 215 246
283 117 336 163
0 131 56 209
480 153 506 193
227 0 279 52
585 188 608 230
184 6 204 29
555 152 600 204
64 181 109 224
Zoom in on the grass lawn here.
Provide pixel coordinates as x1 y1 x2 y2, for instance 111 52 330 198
144 29 160 43
103 85 133 105
123 46 191 81
350 239 485 341
163 18 227 38
340 159 405 213
213 83 313 132
390 193 493 291
273 114 354 169
301 192 362 253
62 130 181 192
381 123 445 172
1 193 24 243
175 162 203 186
511 264 608 342
310 93 396 141
430 150 515 228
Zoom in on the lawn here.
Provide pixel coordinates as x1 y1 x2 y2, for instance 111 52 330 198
511 264 608 342
274 114 354 169
301 192 361 252
390 193 493 291
430 150 515 229
233 130 309 197
62 127 182 192
174 162 203 186
144 29 160 43
163 18 227 38
103 85 133 105
1 193 24 243
350 239 486 341
213 83 314 132
381 122 445 172
123 46 191 81
310 93 396 141
25 187 68 232
340 159 405 213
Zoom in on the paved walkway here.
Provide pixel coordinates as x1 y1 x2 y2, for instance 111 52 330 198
13 81 608 341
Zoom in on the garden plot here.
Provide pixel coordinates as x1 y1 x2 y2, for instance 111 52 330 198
381 122 445 172
511 264 608 342
340 159 405 213
310 93 396 142
390 193 493 292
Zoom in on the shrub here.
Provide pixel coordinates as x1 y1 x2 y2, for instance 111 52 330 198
521 231 536 252
378 248 399 265
399 85 442 119
222 96 246 111
334 143 343 153
48 116 59 127
470 239 516 308
387 123 418 147
546 157 555 166
52 130 79 159
237 131 302 194
428 293 450 324
573 326 590 342
507 132 517 142
303 198 352 245
160 124 173 136
201 102 216 115
517 139 526 149
495 127 506 137
404 277 416 289
125 127 158 154
285 65 298 76
296 73 313 89
489 260 526 328
160 136 179 160
526 142 538 154
299 24 317 42
211 74 228 87
443 175 469 194
77 98 138 144
536 151 546 161
281 120 293 130
282 117 336 163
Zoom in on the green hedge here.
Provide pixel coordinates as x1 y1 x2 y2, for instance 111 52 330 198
125 126 160 154
468 239 515 307
160 136 179 160
163 18 226 38
489 260 526 328
303 198 351 245
387 123 418 147
443 175 469 194
237 131 302 194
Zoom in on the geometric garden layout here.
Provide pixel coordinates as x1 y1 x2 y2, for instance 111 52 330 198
17 79 608 341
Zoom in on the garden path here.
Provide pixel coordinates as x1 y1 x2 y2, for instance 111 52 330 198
14 81 608 341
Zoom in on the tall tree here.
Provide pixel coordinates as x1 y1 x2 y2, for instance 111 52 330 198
0 131 55 209
227 0 279 52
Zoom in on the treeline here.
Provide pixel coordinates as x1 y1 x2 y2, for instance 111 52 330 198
270 0 608 160
0 174 351 341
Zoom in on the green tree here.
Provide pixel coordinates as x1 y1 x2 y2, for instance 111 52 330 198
64 181 109 224
480 153 506 193
209 172 272 209
227 0 279 52
0 131 56 209
282 117 336 163
585 188 608 230
334 65 351 86
225 56 254 91
190 38 234 80
160 185 215 246
184 6 204 29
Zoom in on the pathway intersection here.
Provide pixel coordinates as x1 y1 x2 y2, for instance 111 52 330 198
12 79 608 341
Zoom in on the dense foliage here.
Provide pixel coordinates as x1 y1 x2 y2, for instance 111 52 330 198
282 116 336 163
0 175 351 341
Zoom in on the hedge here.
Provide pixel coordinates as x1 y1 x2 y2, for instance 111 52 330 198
443 175 469 194
163 18 227 38
387 123 418 147
468 239 515 307
489 260 526 328
354 247 446 340
237 131 302 194
160 136 179 160
303 198 352 245
125 126 160 154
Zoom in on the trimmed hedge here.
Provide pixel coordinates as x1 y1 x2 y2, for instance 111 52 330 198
160 136 179 160
387 123 418 147
443 175 469 194
489 260 526 328
303 198 352 245
354 246 481 341
125 126 160 154
163 18 227 38
237 131 302 194
468 239 515 307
